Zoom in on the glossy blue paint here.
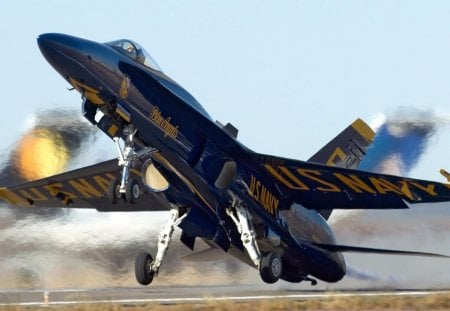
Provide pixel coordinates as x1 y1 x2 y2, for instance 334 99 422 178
36 33 450 284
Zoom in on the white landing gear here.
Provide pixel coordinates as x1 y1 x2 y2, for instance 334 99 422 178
135 205 186 286
226 201 282 284
109 125 140 204
226 203 261 269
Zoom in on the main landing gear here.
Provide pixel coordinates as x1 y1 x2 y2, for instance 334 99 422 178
226 200 282 284
108 125 141 204
135 205 187 286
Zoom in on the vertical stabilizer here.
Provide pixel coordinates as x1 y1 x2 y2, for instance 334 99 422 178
308 119 375 219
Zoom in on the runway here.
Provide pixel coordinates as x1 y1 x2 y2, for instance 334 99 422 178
1 286 449 307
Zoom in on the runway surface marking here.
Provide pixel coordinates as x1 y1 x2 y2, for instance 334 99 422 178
1 288 450 307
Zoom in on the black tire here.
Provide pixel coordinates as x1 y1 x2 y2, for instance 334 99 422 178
135 252 154 286
108 178 123 204
126 178 140 204
260 252 282 284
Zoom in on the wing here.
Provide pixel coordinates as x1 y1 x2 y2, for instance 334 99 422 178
0 158 169 211
254 153 450 210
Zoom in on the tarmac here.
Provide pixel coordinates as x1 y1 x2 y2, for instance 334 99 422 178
1 285 449 307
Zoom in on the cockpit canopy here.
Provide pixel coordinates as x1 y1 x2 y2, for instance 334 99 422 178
106 39 161 71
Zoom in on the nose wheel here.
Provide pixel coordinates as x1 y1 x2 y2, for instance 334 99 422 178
135 205 187 286
135 252 155 285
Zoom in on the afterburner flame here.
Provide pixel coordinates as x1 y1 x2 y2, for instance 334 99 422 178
14 128 70 180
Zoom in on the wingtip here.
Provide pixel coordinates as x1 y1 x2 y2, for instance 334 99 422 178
439 169 450 182
351 118 375 143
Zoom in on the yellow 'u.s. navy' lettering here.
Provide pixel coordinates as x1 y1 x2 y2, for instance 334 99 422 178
1 173 118 207
68 178 103 198
298 169 341 192
19 188 48 201
409 182 437 196
264 163 444 201
93 173 116 193
248 175 279 215
368 177 404 196
44 183 76 199
333 173 376 194
263 164 308 190
0 187 28 205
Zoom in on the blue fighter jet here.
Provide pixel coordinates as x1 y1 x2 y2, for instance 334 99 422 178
1 33 450 286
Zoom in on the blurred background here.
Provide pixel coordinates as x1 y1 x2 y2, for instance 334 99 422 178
0 1 449 289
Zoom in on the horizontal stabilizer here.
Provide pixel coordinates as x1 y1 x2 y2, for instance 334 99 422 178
313 242 450 258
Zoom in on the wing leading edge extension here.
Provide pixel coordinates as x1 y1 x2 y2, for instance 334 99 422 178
253 153 450 211
0 158 169 212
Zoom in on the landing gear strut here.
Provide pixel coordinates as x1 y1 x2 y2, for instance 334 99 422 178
135 205 187 286
226 201 261 269
109 125 140 204
226 200 282 284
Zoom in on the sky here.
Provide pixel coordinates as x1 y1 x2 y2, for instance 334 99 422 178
0 0 450 289
1 0 449 181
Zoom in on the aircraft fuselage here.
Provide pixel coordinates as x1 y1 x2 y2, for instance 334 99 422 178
37 33 345 283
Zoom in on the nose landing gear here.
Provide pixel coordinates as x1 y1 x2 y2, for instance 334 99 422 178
135 252 154 285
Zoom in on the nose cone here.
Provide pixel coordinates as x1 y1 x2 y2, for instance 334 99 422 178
38 33 105 81
38 34 84 74
37 33 66 51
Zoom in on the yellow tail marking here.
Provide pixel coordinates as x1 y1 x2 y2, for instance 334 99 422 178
326 147 347 166
351 118 375 143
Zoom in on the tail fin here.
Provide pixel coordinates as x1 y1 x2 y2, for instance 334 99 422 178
307 119 375 219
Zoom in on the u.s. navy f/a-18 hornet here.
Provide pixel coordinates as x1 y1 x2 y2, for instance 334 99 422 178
1 33 450 286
